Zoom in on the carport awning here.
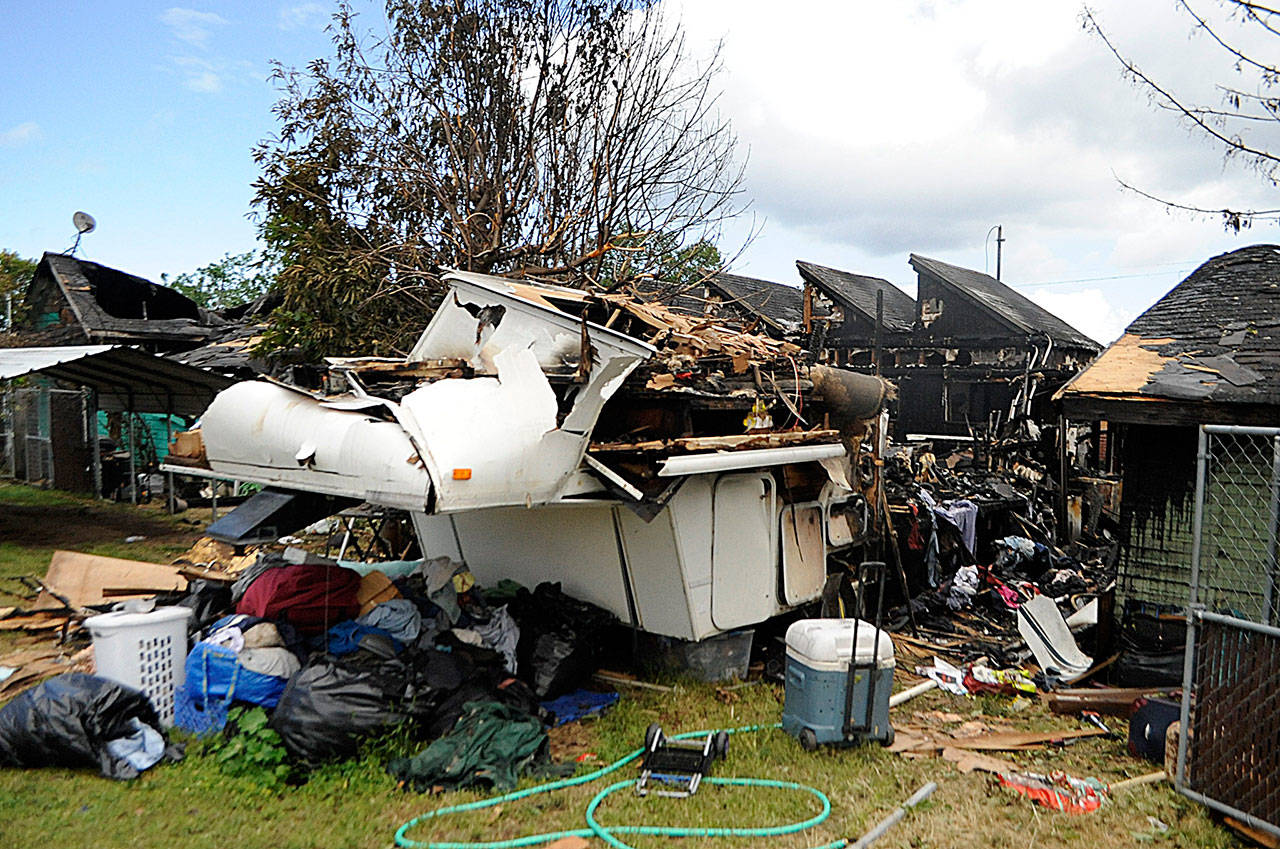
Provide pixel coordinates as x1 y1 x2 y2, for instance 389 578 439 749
0 345 234 416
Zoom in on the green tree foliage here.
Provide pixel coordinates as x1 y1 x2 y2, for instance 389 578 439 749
163 249 278 310
253 0 745 358
0 250 37 328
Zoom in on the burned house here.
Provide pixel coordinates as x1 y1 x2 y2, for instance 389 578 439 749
21 252 225 351
3 253 255 494
170 270 894 641
1057 244 1280 616
800 255 1100 438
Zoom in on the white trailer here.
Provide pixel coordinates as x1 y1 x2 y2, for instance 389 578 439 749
187 270 886 641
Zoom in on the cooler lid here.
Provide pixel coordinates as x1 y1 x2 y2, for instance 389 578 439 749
785 618 895 666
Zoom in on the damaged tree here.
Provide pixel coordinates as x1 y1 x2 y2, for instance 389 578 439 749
1085 2 1280 231
253 0 746 358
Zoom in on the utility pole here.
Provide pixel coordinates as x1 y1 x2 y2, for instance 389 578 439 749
995 225 1005 281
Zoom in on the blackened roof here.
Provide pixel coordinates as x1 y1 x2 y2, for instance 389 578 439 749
706 271 804 332
31 252 219 345
909 254 1098 350
1060 244 1280 406
795 260 916 333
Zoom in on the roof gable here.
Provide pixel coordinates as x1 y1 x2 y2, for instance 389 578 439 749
27 252 216 345
909 254 1098 350
795 260 915 333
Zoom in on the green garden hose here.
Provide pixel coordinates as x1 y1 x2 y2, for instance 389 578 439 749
394 723 848 849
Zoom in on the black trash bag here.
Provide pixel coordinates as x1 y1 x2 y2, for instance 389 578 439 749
1114 648 1184 687
508 582 618 699
269 655 411 763
1128 697 1181 762
177 579 234 631
0 673 180 780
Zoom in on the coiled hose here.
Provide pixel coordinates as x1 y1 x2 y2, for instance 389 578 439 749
394 723 849 849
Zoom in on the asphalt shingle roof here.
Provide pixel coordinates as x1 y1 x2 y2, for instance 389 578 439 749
1061 244 1280 405
706 271 805 331
795 260 916 333
909 254 1098 349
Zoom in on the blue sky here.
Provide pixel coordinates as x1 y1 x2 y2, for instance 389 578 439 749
0 2 333 279
3 1 1278 345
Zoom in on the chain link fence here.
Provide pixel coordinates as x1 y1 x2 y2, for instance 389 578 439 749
1177 425 1280 839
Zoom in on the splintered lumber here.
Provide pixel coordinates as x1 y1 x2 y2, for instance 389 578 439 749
32 550 187 610
948 727 1109 750
590 429 841 455
0 613 73 631
1046 687 1170 717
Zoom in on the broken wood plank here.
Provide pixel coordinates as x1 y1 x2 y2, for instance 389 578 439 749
940 746 1019 775
32 550 186 610
948 727 1109 750
0 614 73 631
593 670 676 693
176 564 240 584
590 429 841 455
1046 687 1171 717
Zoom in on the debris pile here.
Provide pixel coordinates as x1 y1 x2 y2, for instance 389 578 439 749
881 436 1117 680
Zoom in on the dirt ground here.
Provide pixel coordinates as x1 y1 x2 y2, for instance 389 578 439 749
0 500 195 549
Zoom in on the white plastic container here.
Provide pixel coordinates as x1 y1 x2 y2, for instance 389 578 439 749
85 606 193 726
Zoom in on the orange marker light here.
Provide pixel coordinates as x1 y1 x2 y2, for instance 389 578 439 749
452 468 472 480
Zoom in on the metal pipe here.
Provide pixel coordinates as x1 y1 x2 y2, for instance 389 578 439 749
1177 425 1210 791
1198 608 1280 637
1179 787 1280 840
848 782 937 849
1267 435 1280 626
1204 424 1280 436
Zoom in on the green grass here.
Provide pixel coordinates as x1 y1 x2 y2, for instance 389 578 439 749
0 481 205 606
0 481 1247 849
0 680 1244 849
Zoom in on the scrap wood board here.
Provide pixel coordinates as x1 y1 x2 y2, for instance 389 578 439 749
32 550 187 610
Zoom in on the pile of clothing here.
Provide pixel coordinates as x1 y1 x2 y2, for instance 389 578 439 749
171 548 620 790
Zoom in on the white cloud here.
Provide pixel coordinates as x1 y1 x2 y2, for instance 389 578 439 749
278 2 329 31
0 122 40 146
669 0 1280 323
170 55 223 93
1028 287 1132 346
160 7 228 48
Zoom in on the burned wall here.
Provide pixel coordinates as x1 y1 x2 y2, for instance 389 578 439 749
1115 423 1198 610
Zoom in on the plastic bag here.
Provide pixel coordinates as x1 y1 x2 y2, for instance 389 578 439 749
509 582 618 699
270 656 411 762
184 641 290 709
0 673 180 779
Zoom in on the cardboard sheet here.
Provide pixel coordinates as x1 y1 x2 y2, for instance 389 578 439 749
33 550 187 610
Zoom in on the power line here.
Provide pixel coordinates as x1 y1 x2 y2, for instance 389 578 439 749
1016 264 1199 289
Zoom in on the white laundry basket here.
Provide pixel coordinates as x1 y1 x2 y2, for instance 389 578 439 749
85 606 193 726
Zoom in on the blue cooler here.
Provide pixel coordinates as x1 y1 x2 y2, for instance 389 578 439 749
782 618 895 749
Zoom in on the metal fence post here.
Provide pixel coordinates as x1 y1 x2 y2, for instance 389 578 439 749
1267 435 1280 627
1177 425 1209 790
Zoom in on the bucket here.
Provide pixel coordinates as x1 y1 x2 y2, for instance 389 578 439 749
85 605 193 726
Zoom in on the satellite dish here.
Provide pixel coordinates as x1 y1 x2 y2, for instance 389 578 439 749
73 211 96 234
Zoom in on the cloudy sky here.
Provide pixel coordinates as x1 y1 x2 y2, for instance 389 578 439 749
3 1 1279 345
